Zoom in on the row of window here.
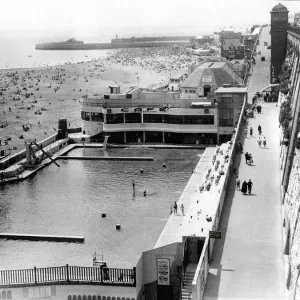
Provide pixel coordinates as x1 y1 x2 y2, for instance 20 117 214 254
184 90 196 93
81 112 104 122
81 112 215 125
0 290 12 299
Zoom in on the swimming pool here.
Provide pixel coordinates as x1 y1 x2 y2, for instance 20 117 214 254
0 147 202 269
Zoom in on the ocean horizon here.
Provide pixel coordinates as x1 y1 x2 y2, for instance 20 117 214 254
0 37 111 70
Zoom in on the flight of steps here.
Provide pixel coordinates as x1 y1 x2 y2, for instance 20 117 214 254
181 270 194 300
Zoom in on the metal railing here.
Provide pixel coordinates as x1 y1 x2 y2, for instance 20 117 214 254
0 265 136 287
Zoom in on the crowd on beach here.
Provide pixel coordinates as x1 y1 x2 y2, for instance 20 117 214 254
108 46 200 73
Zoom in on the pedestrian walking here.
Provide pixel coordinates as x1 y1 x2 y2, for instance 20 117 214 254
241 181 248 195
244 128 248 138
258 137 262 147
258 125 262 135
250 127 253 137
173 201 178 215
249 154 253 165
263 137 267 148
181 204 184 216
245 152 249 163
132 180 135 190
236 177 240 190
247 179 253 194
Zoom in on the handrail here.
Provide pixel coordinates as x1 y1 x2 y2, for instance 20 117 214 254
0 265 136 287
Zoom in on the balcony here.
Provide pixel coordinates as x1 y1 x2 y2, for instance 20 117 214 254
103 123 217 133
81 95 215 109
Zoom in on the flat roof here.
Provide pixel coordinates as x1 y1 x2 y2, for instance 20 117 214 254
215 87 248 93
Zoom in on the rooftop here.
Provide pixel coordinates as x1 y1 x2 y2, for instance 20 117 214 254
215 87 248 93
180 61 243 89
271 3 288 13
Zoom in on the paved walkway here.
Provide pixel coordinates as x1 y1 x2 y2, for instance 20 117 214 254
203 26 286 299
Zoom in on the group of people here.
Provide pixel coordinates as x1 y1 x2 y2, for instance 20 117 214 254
132 180 147 197
170 201 184 215
245 152 253 165
258 136 267 148
236 178 253 195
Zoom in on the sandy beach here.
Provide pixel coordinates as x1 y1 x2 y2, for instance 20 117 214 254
0 45 199 154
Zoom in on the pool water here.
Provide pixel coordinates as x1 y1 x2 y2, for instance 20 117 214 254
0 148 202 269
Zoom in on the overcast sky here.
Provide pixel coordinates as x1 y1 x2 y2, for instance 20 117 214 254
1 0 299 39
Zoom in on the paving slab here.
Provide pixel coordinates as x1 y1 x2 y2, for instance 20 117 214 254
203 26 285 300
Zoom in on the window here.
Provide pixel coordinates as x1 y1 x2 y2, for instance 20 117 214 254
218 97 234 126
184 115 214 124
81 111 91 121
144 114 163 123
106 113 123 124
91 112 104 122
125 113 141 123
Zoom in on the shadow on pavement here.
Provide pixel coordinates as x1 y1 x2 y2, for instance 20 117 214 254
203 124 248 297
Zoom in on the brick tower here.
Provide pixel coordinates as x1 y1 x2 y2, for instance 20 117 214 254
270 3 289 83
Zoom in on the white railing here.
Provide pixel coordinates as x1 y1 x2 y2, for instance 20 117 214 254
103 123 217 133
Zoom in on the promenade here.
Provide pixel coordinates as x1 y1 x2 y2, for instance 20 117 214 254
203 26 286 299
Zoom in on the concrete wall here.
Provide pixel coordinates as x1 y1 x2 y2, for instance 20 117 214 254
142 243 183 300
135 255 144 300
190 77 247 300
283 148 300 299
192 238 209 300
0 134 58 170
0 284 136 300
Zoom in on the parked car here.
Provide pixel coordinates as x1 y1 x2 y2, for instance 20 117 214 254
267 45 271 49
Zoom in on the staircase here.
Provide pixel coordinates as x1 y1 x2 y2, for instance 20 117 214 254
181 270 194 300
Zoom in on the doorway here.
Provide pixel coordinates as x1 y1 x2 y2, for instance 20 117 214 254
204 86 211 97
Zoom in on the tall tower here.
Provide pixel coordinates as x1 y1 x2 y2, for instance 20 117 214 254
270 3 289 83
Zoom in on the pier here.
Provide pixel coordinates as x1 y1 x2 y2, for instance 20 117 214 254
0 233 84 243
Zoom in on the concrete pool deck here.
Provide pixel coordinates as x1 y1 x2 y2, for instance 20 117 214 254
0 142 206 184
155 147 216 248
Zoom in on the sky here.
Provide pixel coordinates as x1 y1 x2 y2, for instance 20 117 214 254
1 0 300 40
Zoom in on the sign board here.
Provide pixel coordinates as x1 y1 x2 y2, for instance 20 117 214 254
209 231 221 239
202 76 212 83
157 258 170 285
198 87 204 96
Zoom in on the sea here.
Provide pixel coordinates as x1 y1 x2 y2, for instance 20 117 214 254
0 37 111 70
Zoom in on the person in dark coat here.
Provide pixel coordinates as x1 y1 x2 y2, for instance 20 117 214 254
258 125 262 135
245 152 249 163
241 181 248 195
247 179 253 194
